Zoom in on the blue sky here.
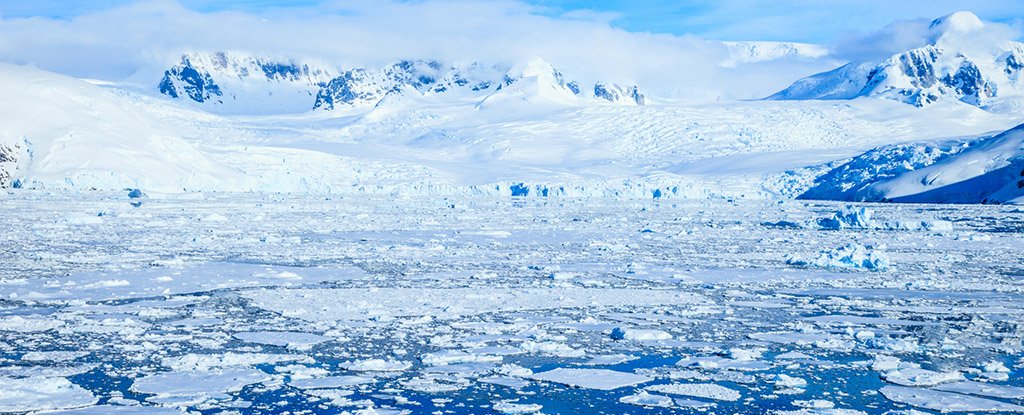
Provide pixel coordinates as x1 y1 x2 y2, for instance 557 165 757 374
2 0 1022 42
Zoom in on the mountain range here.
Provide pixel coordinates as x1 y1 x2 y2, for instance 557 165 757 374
771 12 1024 109
1 11 1023 205
159 54 647 114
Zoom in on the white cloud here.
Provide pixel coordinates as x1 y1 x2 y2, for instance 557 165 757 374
832 12 1022 62
7 1 1017 99
0 0 849 99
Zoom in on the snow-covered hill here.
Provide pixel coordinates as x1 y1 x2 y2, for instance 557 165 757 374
801 123 1024 204
0 63 238 191
770 12 1024 109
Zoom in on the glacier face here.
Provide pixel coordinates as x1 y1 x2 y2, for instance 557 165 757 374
770 12 1024 108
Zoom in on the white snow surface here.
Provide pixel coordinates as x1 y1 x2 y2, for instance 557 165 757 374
2 57 1023 202
529 368 651 390
880 385 1024 412
647 382 743 401
0 377 96 412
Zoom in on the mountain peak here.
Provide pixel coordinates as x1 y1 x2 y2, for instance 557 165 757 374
510 57 558 79
929 11 984 36
769 12 1022 109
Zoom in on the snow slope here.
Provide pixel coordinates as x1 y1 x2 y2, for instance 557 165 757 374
0 63 237 191
771 12 1024 109
801 123 1024 204
3 60 1022 199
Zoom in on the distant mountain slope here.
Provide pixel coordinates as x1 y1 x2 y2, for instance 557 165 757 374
770 12 1024 109
158 52 337 114
721 41 830 67
801 124 1024 204
315 57 645 110
0 63 237 190
158 53 646 113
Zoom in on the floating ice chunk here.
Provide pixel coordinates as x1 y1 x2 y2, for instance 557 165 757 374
787 244 889 272
775 351 814 360
529 368 651 390
492 400 543 413
130 369 271 403
674 398 716 409
610 327 672 341
728 348 765 361
402 374 470 393
794 399 834 409
162 352 309 371
0 376 96 412
274 271 302 280
424 363 496 375
647 383 742 401
584 354 639 366
932 381 1024 399
882 367 963 387
494 363 533 378
750 331 833 345
871 355 904 372
0 365 97 378
817 207 874 230
884 220 954 232
979 361 1011 381
0 315 64 332
619 391 674 408
32 405 185 414
763 220 804 229
21 351 89 362
774 374 808 392
341 359 412 372
676 356 771 371
289 376 374 390
519 341 584 357
479 376 531 389
420 350 502 366
234 331 330 350
880 385 1024 412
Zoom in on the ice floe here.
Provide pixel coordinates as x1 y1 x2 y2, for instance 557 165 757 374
529 368 651 390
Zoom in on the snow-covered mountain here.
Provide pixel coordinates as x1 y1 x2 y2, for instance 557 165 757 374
721 41 830 67
158 52 337 114
158 53 645 112
770 12 1024 108
314 57 645 110
0 63 237 190
801 123 1024 204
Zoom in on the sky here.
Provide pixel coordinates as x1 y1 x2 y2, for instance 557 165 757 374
0 0 1020 98
2 0 1022 42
